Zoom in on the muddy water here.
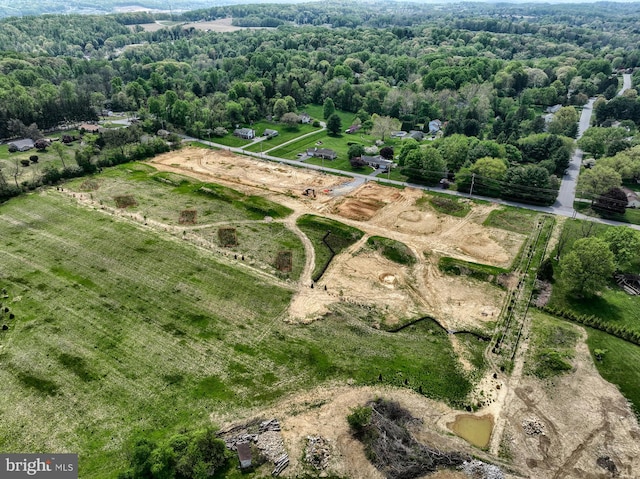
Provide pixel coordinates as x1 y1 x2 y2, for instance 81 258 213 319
448 414 494 448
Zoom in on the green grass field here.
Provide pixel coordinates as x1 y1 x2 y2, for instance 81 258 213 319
66 163 292 225
483 206 539 234
548 219 640 335
574 201 640 226
303 104 357 127
244 122 320 152
525 311 579 379
296 214 364 280
206 134 253 148
0 135 83 185
416 192 471 218
0 183 477 477
586 329 640 417
366 236 416 266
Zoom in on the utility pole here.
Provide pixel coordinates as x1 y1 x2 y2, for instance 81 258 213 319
469 173 475 196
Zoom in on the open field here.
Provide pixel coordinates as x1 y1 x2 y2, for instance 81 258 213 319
133 18 268 33
0 190 476 477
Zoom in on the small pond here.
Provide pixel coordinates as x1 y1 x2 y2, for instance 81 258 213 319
448 414 494 448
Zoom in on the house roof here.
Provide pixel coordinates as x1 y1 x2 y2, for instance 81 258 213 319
362 155 393 166
234 128 254 135
623 187 639 201
309 148 336 156
237 442 252 463
8 139 34 149
264 129 278 135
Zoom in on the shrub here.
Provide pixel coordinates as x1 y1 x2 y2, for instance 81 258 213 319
347 405 372 433
29 155 39 163
20 159 30 167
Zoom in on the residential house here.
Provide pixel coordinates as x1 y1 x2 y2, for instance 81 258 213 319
233 128 256 140
306 147 337 160
236 442 252 469
361 155 393 172
263 129 279 138
79 123 101 134
623 187 640 208
408 130 424 141
391 131 407 138
345 124 362 134
7 139 35 152
299 113 311 124
428 120 442 134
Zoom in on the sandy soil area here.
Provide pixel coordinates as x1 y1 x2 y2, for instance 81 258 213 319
496 328 640 479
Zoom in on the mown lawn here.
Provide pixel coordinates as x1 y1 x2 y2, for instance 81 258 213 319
573 201 640 226
0 187 477 478
244 122 320 152
586 329 640 418
303 104 357 127
548 218 640 335
206 133 253 148
0 134 83 185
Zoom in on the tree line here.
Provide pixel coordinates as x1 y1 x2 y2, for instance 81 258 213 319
2 2 640 204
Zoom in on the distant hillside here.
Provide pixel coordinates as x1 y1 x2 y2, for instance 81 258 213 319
0 0 308 19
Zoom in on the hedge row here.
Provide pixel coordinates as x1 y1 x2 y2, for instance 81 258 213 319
541 305 640 346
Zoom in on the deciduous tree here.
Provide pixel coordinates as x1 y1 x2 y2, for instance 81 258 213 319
560 237 615 297
326 113 342 135
603 226 640 271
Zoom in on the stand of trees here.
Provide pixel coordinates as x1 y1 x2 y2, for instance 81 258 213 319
2 2 640 204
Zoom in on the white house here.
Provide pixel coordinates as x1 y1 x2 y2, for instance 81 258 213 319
233 128 256 140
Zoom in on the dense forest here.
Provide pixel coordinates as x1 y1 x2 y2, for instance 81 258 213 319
2 1 640 204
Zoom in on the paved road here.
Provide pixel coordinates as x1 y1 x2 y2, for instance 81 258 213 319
553 97 595 211
619 73 632 96
553 73 633 213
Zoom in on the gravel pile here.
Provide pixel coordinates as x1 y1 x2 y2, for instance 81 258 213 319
459 459 505 479
305 435 331 470
256 430 287 462
522 417 546 436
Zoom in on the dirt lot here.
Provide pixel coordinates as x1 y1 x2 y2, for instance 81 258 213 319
151 149 517 328
482 327 640 479
133 17 270 33
147 148 640 478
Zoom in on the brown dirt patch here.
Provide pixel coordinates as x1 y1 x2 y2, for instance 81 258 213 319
150 148 343 204
211 385 522 479
332 182 403 221
497 327 640 478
